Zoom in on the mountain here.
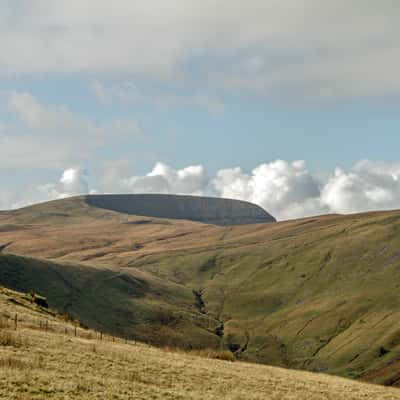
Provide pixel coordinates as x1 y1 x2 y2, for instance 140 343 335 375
85 194 276 225
1 196 400 386
2 286 398 399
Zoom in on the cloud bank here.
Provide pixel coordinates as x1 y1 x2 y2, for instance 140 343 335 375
2 1 400 99
7 160 400 221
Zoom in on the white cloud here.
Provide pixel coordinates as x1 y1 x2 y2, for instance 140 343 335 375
35 168 89 203
117 162 209 196
101 159 400 220
90 80 140 104
321 160 400 214
1 1 400 99
59 168 89 195
90 79 224 113
90 80 110 104
213 160 326 220
9 168 89 209
5 160 400 221
0 91 143 168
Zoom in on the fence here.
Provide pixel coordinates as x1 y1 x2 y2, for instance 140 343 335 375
0 312 134 345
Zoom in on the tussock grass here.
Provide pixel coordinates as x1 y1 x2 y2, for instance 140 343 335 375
0 356 30 370
190 348 236 362
1 326 400 400
0 330 25 347
0 317 9 329
162 346 236 362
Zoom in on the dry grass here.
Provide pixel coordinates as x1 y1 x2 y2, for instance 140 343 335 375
190 348 236 362
0 303 400 400
0 356 31 370
162 346 237 362
0 330 24 347
0 318 8 330
2 328 400 400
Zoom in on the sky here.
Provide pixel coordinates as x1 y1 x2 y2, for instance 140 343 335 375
2 0 400 220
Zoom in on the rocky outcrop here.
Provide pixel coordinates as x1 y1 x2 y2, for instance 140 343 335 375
85 194 275 226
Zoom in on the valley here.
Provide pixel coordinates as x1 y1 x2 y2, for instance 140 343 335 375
1 195 400 387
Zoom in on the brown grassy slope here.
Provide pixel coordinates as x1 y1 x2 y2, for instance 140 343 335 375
2 198 400 385
1 286 400 400
0 196 224 262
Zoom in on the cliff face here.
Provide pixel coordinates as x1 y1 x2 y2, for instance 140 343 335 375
85 194 275 226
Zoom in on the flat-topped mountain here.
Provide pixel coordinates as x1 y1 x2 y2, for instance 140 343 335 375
85 194 276 225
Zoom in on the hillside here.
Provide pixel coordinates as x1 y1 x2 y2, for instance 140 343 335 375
1 286 399 400
2 197 400 386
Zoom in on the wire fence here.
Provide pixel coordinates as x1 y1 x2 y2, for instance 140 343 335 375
0 311 134 345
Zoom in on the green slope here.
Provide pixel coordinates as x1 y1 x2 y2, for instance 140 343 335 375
127 211 400 383
0 253 220 349
2 288 400 400
2 198 400 386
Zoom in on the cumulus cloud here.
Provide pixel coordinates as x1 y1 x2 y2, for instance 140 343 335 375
6 160 400 221
1 1 400 99
35 168 89 202
214 160 327 220
321 161 400 214
100 160 400 220
112 162 209 196
10 168 89 209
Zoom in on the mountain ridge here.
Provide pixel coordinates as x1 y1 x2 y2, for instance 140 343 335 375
7 194 276 226
85 193 276 225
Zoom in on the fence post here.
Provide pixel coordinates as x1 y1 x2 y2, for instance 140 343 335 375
14 314 17 330
100 331 102 341
74 326 77 337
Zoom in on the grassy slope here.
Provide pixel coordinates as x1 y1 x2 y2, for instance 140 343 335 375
130 211 400 384
2 198 400 385
1 286 400 400
0 253 221 349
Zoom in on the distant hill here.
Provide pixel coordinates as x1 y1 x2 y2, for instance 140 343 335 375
85 194 276 225
3 197 400 387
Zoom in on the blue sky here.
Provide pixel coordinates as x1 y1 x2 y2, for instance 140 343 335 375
2 75 399 173
2 1 400 220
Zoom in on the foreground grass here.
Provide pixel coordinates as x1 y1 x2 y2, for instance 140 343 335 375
0 289 400 400
2 327 400 399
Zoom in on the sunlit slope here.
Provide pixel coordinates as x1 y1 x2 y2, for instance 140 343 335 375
2 198 400 385
1 286 399 400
